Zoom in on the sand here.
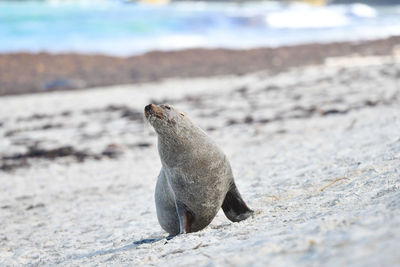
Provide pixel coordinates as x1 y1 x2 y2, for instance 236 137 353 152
0 54 399 266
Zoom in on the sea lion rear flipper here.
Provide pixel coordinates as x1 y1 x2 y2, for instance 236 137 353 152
175 201 194 234
222 183 253 222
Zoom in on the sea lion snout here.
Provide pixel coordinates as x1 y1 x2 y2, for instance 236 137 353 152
145 104 153 113
144 103 164 120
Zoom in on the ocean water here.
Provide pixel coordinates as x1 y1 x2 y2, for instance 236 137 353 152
1 0 400 56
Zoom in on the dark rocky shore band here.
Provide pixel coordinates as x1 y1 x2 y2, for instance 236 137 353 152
1 36 400 96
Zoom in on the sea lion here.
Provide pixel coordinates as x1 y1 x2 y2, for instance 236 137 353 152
144 103 253 236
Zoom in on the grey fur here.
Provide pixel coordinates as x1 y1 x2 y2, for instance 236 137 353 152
145 104 253 236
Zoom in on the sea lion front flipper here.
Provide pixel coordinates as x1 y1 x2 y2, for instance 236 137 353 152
175 201 194 234
222 183 253 222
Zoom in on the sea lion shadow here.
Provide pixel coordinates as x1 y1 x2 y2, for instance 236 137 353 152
67 237 164 261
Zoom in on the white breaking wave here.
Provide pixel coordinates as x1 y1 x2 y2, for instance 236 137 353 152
349 3 377 18
265 4 353 29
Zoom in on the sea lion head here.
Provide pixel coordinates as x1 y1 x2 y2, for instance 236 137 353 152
144 104 189 135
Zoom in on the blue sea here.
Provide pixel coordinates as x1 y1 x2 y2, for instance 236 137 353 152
1 0 400 56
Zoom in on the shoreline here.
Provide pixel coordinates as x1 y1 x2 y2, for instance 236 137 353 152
1 36 400 97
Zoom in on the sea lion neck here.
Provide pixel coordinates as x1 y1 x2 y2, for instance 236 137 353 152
155 114 206 145
156 123 210 168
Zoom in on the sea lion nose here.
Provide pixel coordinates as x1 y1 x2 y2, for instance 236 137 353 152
145 104 153 112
